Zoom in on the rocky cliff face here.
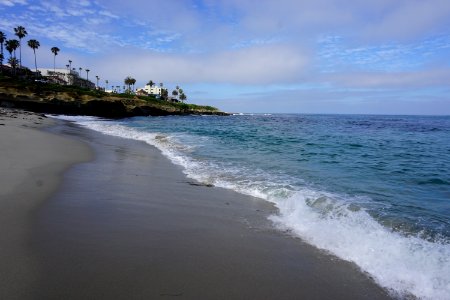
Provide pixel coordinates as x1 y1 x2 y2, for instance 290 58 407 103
0 82 228 118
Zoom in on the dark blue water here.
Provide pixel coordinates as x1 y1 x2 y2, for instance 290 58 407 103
61 114 450 299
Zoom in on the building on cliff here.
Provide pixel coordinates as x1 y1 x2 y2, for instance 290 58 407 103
37 68 95 89
142 84 162 97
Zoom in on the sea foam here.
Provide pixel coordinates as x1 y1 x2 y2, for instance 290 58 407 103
56 115 450 300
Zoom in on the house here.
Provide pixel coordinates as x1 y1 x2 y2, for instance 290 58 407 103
38 68 72 84
136 89 148 96
142 84 162 97
37 68 95 88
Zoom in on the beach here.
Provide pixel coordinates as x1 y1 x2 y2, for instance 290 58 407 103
0 109 392 299
0 108 92 299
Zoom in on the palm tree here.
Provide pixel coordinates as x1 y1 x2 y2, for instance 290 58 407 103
85 69 90 81
105 79 109 90
14 26 27 68
179 93 187 103
161 88 168 100
124 76 133 93
95 75 99 88
51 47 60 73
130 78 136 93
79 67 82 76
68 59 72 70
172 89 179 99
0 31 6 73
8 57 19 73
6 39 19 59
147 80 154 87
27 39 40 76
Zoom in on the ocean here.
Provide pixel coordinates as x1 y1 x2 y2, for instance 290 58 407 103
57 113 450 300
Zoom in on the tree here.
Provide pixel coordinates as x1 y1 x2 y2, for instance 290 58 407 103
0 31 6 73
68 59 72 69
95 75 99 88
124 76 133 93
51 47 60 73
8 57 19 72
179 93 187 103
6 39 19 59
172 89 179 99
27 39 40 76
14 26 27 68
130 78 136 92
105 79 109 90
147 80 154 87
160 88 168 100
85 68 90 81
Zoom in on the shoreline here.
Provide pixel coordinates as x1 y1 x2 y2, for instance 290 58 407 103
1 109 392 299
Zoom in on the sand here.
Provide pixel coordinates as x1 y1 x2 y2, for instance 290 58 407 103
0 109 392 299
0 108 92 299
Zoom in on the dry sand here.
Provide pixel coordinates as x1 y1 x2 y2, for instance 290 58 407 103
0 108 92 299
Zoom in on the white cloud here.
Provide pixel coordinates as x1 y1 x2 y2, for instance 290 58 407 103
0 0 26 7
325 69 450 89
92 44 310 85
362 0 450 40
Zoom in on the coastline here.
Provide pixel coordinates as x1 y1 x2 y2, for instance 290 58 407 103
0 77 229 118
1 109 392 299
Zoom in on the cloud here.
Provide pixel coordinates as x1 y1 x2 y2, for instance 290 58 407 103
92 44 310 85
362 0 450 40
317 34 450 72
325 69 450 89
0 0 26 7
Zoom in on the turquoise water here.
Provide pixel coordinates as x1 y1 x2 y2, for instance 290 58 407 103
59 114 450 299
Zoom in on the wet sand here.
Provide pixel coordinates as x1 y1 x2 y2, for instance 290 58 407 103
32 119 391 299
0 110 392 299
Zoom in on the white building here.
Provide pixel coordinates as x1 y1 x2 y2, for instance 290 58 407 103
142 85 162 96
37 68 77 76
37 68 80 85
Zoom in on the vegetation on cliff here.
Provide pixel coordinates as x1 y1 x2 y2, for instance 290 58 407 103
0 75 226 118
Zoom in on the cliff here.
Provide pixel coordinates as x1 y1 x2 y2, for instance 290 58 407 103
0 77 228 118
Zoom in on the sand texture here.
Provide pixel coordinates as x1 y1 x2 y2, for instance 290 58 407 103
0 108 92 299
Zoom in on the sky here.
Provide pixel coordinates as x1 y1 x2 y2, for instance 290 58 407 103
1 0 450 114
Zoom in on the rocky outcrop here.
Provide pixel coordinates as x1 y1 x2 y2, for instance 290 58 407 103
0 83 228 118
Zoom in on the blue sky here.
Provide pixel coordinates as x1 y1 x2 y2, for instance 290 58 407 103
1 0 450 114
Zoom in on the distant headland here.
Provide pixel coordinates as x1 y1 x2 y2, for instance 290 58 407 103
0 26 227 118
